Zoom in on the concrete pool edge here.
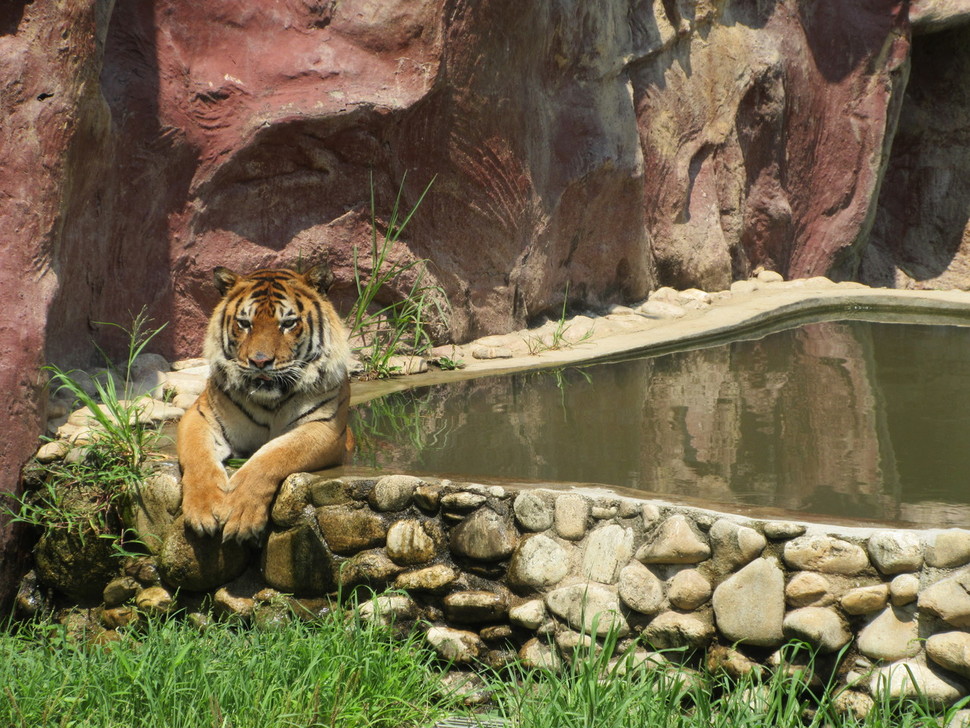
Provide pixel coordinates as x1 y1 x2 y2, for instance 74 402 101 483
351 280 970 405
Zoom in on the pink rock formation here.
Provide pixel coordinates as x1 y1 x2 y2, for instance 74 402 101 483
862 24 970 288
2 0 965 605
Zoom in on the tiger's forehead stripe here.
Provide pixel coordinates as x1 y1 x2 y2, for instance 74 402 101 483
236 282 291 310
230 283 321 323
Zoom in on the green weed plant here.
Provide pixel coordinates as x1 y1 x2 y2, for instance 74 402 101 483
348 174 446 378
525 282 593 355
4 310 165 556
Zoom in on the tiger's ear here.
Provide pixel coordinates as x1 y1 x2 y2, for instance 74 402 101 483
213 267 239 296
302 263 335 295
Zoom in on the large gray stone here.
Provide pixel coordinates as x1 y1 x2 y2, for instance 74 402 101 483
509 599 547 630
316 506 386 555
709 519 766 571
919 568 970 629
367 475 421 511
514 492 554 532
519 638 562 672
783 535 869 575
783 607 851 653
426 626 485 664
359 595 417 626
711 558 785 647
785 571 833 608
444 590 509 623
545 582 630 637
308 478 353 507
211 573 263 619
440 492 487 516
582 524 633 584
644 611 715 650
555 630 595 658
890 573 920 606
636 515 711 565
413 484 442 513
135 586 174 616
927 632 970 681
870 659 968 707
368 474 419 512
841 584 889 615
270 473 316 528
926 530 970 569
159 517 248 592
336 549 403 588
508 534 570 588
867 531 924 575
618 561 665 616
706 645 762 680
636 300 686 319
450 508 518 562
858 606 921 662
833 691 875 722
262 524 335 594
102 576 139 607
385 520 437 565
394 565 457 593
763 521 807 540
667 569 712 610
555 494 590 541
128 467 182 553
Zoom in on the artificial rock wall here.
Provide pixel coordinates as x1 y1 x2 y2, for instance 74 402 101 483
23 468 970 709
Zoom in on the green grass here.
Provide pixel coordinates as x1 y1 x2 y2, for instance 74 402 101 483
0 605 461 728
2 608 965 728
480 636 967 728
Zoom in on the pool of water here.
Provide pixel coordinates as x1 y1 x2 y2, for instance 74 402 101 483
352 320 970 527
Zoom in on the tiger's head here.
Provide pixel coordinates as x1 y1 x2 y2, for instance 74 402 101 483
203 266 350 407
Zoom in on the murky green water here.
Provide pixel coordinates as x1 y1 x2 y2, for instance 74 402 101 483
352 321 970 527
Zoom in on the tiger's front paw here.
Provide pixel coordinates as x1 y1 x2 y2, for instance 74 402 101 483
181 468 229 537
217 469 278 543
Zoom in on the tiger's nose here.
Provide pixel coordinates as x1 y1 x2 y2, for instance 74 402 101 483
249 352 274 369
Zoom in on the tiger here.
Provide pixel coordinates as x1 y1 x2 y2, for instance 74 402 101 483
177 265 352 542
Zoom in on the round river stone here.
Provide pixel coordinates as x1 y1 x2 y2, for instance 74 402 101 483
450 508 517 562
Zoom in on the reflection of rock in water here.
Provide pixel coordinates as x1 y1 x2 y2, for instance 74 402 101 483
355 367 645 483
356 321 970 523
639 322 898 519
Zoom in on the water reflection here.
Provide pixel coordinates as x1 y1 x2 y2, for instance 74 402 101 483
353 321 970 526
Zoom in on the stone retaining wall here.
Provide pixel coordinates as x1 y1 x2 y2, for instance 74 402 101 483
62 466 970 710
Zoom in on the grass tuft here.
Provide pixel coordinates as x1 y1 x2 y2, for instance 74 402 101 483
4 309 166 558
479 633 964 728
524 283 593 355
348 173 446 378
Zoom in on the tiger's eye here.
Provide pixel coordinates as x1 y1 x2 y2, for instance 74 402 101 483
236 318 252 331
280 318 298 332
